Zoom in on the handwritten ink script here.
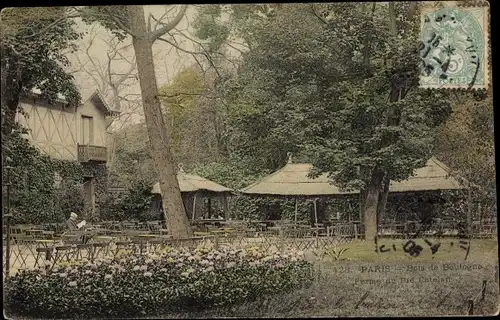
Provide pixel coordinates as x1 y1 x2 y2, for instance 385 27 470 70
374 216 471 260
419 6 488 89
374 238 470 260
328 289 487 310
321 262 492 312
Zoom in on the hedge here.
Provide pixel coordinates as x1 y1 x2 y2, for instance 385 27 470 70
4 245 314 318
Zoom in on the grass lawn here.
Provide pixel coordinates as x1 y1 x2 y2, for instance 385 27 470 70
165 238 499 317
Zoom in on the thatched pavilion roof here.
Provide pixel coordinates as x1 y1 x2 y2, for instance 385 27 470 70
389 157 464 193
152 165 232 195
240 156 464 197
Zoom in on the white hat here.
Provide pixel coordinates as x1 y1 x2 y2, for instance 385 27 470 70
70 212 78 219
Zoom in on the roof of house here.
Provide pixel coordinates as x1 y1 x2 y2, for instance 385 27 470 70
84 90 120 116
240 156 464 197
29 88 68 104
152 165 232 195
27 89 119 116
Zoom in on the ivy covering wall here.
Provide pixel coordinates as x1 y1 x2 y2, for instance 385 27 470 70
4 133 85 224
2 128 113 224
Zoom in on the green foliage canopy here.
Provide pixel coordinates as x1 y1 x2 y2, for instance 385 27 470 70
193 3 453 192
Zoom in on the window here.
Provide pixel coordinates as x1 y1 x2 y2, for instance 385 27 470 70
81 115 94 145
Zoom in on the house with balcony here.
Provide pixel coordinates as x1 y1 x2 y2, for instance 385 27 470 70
15 89 119 215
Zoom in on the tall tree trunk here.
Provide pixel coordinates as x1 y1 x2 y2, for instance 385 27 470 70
376 173 390 225
359 188 367 222
364 168 384 241
127 5 192 238
366 3 419 235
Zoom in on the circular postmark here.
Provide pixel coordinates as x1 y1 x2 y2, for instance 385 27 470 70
419 7 485 89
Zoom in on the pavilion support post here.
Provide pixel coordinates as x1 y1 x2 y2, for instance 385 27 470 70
208 198 212 219
223 194 229 220
348 201 352 222
313 198 318 226
191 193 197 221
294 197 298 224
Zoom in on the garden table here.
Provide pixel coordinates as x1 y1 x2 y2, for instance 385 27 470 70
200 219 226 228
41 230 55 239
94 236 116 242
138 234 157 238
209 230 227 237
34 239 57 247
194 231 211 237
92 236 116 258
106 230 122 235
33 239 57 267
26 229 44 236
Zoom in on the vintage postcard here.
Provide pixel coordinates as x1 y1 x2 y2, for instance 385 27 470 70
2 1 497 319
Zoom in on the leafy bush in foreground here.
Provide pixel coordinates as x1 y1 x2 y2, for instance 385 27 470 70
4 246 313 318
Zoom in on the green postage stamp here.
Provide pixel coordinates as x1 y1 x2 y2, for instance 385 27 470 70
419 3 490 89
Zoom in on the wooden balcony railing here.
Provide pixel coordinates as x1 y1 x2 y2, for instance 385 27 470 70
77 144 107 163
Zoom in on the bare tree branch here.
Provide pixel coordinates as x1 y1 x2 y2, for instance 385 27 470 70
149 5 188 41
152 8 174 32
157 37 204 55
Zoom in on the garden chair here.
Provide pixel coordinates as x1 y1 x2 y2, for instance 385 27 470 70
13 225 33 235
146 221 159 232
122 222 139 231
147 237 173 252
75 243 94 261
41 230 55 240
10 226 24 236
129 237 149 254
122 230 143 241
51 245 77 268
112 240 134 259
10 235 35 270
26 229 44 238
89 228 108 237
60 232 83 245
33 246 54 269
91 242 109 260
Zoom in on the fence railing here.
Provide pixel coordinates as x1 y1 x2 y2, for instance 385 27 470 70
3 218 497 277
2 231 354 277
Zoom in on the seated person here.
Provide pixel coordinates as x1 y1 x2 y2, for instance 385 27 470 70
66 212 79 231
65 212 89 243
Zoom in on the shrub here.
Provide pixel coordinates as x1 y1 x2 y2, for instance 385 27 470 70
99 180 156 222
4 246 313 318
54 180 87 218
